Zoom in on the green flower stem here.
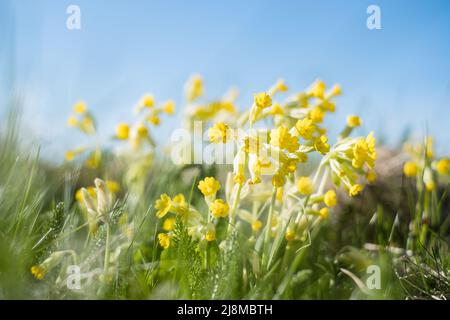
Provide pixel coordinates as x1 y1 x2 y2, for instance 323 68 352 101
262 187 277 271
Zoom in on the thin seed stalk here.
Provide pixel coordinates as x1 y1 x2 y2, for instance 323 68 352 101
104 222 111 275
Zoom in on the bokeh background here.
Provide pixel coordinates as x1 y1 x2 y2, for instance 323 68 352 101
1 0 449 159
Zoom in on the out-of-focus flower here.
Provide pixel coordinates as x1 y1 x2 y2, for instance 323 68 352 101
198 177 221 197
210 199 230 218
403 161 418 177
347 115 362 128
297 176 313 195
209 122 230 144
116 123 130 140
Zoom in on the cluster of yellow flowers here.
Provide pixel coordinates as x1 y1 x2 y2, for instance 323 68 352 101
154 77 377 250
184 74 238 129
65 101 101 168
403 136 449 191
65 94 175 170
115 93 175 150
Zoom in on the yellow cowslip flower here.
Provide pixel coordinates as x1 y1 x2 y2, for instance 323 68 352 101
321 100 336 112
210 199 229 218
295 118 316 140
329 84 342 97
270 126 299 152
310 107 325 123
425 181 435 192
349 184 363 197
147 115 160 126
403 161 418 177
297 176 313 195
198 177 221 197
254 92 272 109
163 217 176 231
275 79 288 92
314 135 330 155
366 170 377 183
31 251 68 280
319 207 329 219
285 229 296 241
310 79 326 99
140 94 154 108
65 150 76 161
186 75 204 102
163 100 175 115
31 265 45 280
347 115 362 128
116 123 130 140
75 188 84 203
73 101 87 114
208 122 230 144
158 233 171 249
252 220 262 232
324 190 337 207
80 116 96 134
106 180 120 193
169 194 188 216
136 123 149 138
67 116 78 127
269 103 284 116
155 194 172 218
436 158 450 175
297 152 308 163
352 133 377 169
233 172 246 186
272 174 286 188
205 227 216 242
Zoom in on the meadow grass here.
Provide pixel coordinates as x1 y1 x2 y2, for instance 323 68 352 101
0 81 448 300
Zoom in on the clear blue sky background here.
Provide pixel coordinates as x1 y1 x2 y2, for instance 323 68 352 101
1 0 449 158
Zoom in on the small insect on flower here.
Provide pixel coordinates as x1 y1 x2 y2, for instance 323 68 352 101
403 161 418 177
158 233 171 249
198 177 221 197
324 190 337 207
297 176 313 195
116 123 130 140
347 115 362 128
210 199 230 218
208 122 230 144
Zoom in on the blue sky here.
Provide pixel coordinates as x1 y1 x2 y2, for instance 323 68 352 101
1 0 449 157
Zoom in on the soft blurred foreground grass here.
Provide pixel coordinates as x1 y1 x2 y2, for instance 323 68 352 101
0 111 448 300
